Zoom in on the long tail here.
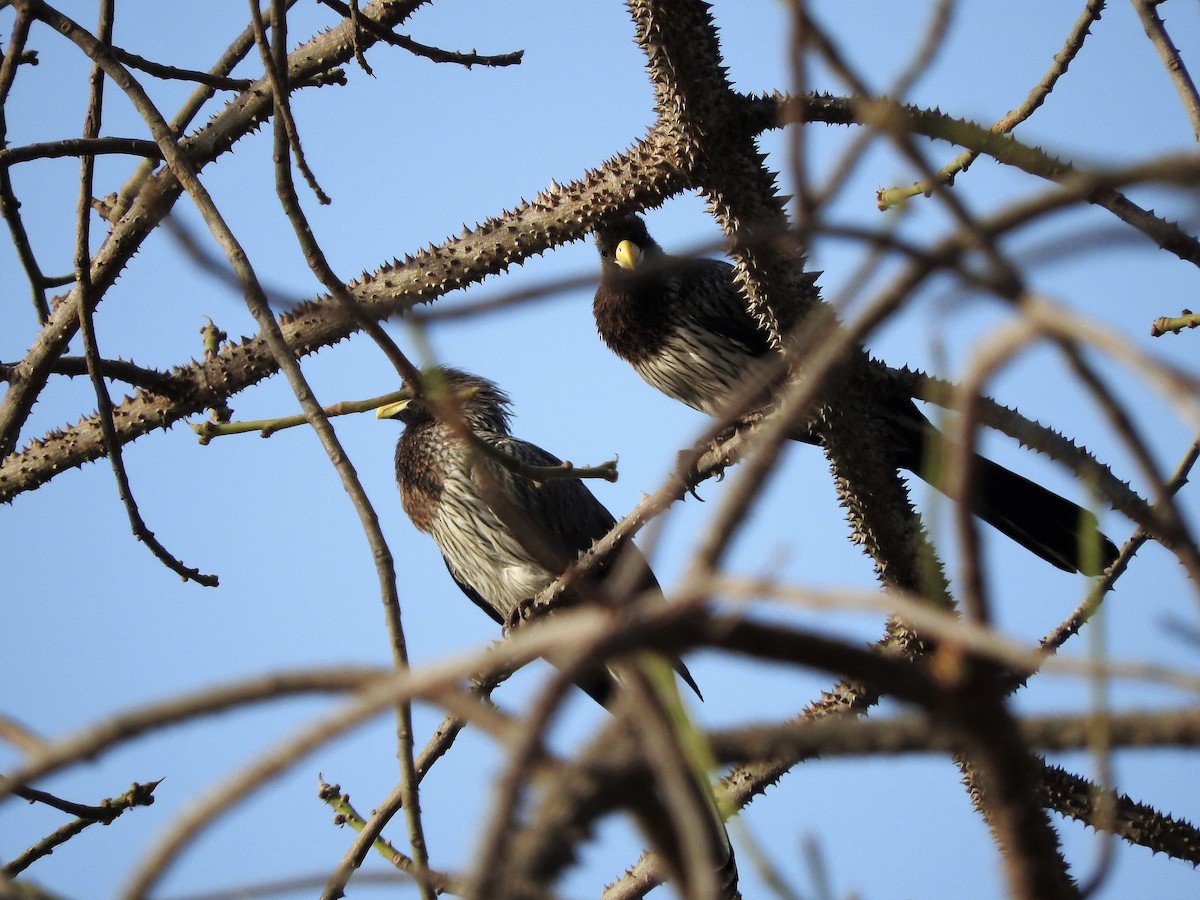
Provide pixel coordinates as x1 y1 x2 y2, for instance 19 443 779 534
968 454 1118 575
579 654 704 708
879 400 1119 575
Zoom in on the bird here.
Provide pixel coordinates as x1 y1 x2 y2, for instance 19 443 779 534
377 366 703 707
593 213 1119 575
378 368 738 898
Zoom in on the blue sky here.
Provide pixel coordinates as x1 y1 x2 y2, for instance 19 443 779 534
3 2 1200 897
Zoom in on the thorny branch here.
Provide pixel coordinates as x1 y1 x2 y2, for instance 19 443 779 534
3 2 1199 899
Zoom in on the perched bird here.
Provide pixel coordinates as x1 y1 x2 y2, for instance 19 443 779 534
379 368 738 898
377 366 702 706
593 213 1119 575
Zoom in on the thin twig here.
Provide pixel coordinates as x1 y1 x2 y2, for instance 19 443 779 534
1151 309 1200 337
316 779 457 893
70 0 217 587
251 2 429 894
881 0 1106 206
326 678 510 898
2 781 161 878
317 0 524 68
117 612 651 898
0 667 389 799
109 44 254 91
249 0 329 204
1131 0 1200 141
110 0 306 223
0 136 162 166
0 6 51 323
0 0 399 462
0 355 185 397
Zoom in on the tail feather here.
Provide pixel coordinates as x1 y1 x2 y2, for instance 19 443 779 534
964 455 1117 575
578 658 704 709
881 400 1118 575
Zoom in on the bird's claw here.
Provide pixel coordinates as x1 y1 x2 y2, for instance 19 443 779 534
505 596 535 633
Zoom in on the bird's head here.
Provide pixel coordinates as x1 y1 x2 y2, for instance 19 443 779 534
593 213 660 277
376 367 512 434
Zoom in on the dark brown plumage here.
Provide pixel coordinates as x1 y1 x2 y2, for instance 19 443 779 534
380 369 738 898
594 214 1119 575
378 367 702 706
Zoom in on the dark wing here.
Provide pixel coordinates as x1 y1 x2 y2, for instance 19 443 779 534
674 257 776 358
483 434 622 561
476 433 703 700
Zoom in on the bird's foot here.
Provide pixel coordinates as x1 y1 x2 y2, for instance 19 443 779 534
504 597 536 633
673 448 708 501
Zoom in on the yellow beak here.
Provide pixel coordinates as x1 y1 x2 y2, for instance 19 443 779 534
375 397 413 420
615 240 643 271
